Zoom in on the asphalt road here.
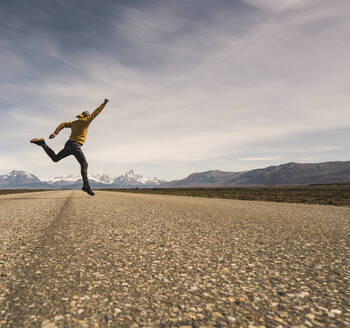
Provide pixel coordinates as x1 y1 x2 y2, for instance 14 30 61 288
0 190 349 328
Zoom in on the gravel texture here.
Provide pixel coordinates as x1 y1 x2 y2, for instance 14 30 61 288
0 190 349 327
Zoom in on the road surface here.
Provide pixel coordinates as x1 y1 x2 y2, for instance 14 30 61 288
0 190 349 327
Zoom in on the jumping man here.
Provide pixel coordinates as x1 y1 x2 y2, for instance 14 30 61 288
30 98 110 196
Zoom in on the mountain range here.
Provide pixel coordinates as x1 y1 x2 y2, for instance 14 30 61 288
1 161 350 189
0 170 166 189
160 161 350 187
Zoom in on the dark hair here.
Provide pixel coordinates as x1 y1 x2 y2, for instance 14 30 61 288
82 111 90 117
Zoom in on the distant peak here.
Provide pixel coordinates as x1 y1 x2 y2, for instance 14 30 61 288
10 170 25 174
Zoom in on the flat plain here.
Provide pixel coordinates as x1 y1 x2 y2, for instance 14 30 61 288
0 190 349 327
103 185 350 207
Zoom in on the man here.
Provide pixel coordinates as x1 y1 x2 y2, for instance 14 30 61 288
30 98 110 196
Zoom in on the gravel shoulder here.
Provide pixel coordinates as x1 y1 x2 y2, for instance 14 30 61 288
0 190 349 327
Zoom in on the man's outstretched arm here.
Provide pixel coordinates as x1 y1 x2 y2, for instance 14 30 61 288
89 98 109 122
49 121 73 139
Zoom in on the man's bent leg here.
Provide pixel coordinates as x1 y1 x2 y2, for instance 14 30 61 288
42 143 71 162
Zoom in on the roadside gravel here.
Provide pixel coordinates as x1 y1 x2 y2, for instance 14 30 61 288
0 190 349 327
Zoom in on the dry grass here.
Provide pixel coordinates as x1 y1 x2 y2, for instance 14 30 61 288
102 185 350 206
0 189 48 195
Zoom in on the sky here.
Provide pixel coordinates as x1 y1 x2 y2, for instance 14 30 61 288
1 0 350 181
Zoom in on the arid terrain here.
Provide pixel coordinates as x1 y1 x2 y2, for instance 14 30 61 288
103 185 350 207
0 190 349 327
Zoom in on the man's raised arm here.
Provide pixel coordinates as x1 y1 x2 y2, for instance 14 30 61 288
89 98 109 122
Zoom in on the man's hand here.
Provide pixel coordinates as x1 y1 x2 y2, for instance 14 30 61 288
104 98 110 104
49 133 57 139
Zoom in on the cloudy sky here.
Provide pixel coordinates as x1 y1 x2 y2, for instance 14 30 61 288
1 0 350 180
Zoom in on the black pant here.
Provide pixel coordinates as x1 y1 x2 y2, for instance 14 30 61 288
42 140 89 186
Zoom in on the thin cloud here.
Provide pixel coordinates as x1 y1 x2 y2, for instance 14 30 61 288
241 0 320 11
240 157 280 161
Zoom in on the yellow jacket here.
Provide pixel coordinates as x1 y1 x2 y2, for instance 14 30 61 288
54 103 106 144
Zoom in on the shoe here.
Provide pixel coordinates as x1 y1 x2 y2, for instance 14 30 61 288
30 138 46 146
82 185 95 196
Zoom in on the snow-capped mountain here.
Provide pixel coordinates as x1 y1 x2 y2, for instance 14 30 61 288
113 170 166 187
0 170 166 189
46 174 81 184
96 174 115 184
46 170 166 188
0 170 48 188
46 173 115 187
